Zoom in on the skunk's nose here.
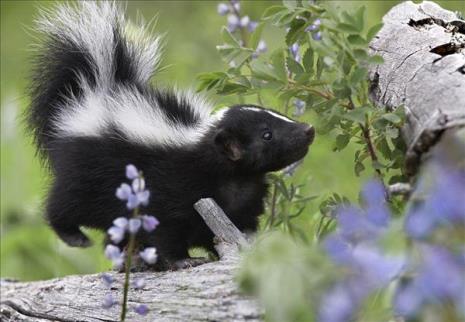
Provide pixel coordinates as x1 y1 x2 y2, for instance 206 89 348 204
303 124 315 144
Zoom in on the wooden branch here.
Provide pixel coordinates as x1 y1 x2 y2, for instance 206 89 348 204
194 198 249 251
0 200 262 322
368 0 465 176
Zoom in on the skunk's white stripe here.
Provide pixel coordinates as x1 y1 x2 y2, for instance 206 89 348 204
54 84 214 147
242 106 295 123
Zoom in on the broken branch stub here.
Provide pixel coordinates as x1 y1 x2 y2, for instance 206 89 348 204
368 0 465 176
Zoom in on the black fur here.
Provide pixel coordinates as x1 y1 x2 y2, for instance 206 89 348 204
27 3 315 269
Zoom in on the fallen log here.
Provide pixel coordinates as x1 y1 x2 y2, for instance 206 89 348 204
0 198 262 322
368 0 465 176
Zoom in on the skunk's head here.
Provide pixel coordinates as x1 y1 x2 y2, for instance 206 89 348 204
214 105 315 173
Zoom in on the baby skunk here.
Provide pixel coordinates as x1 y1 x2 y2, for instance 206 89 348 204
28 2 315 269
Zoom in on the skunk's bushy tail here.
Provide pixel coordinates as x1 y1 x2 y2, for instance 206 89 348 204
28 1 163 155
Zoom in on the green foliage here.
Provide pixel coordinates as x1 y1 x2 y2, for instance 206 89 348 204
238 232 334 322
198 0 408 241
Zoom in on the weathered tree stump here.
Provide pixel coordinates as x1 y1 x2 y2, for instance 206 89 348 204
368 0 465 176
0 199 262 322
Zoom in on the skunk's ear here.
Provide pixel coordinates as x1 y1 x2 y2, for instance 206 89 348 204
214 129 243 161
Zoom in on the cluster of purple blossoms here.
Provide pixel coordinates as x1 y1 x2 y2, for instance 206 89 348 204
217 0 267 59
319 181 405 322
105 165 159 269
306 18 322 41
287 18 321 67
102 164 160 317
393 159 465 319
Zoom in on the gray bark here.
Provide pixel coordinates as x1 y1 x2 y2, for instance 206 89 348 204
368 0 465 176
0 198 263 322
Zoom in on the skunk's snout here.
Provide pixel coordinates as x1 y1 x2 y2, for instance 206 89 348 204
302 124 315 145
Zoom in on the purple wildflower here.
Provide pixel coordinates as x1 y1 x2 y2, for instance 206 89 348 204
362 180 389 227
248 20 258 33
318 282 358 322
132 177 145 193
116 183 132 201
217 3 229 16
101 273 114 287
103 293 117 309
394 245 465 318
133 278 145 289
108 226 125 244
312 31 322 41
128 218 141 234
104 244 125 269
405 163 465 239
139 247 157 264
113 217 128 230
252 40 267 59
305 18 321 32
136 190 150 207
142 215 159 232
240 15 250 28
125 164 139 180
227 15 240 32
323 235 352 264
232 1 240 12
293 99 306 117
134 304 149 316
289 43 300 62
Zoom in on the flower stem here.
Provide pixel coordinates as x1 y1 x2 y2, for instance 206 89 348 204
120 207 139 321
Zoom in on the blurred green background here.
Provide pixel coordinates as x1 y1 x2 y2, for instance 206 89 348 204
1 0 463 281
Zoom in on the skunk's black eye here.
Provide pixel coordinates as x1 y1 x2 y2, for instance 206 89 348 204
262 130 272 141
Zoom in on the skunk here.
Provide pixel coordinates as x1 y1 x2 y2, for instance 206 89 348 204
28 2 315 269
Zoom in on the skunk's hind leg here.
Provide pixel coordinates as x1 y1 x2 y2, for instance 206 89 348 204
53 225 92 247
45 180 92 247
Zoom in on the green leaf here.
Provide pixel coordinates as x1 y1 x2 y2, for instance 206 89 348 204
283 0 298 10
217 82 249 95
336 23 359 34
350 66 367 84
342 109 366 124
354 161 365 176
286 57 305 75
249 23 265 50
377 137 392 159
285 18 306 46
316 56 324 79
270 49 288 83
354 6 366 32
382 113 402 124
302 47 314 74
277 12 297 25
385 127 399 139
196 72 227 92
347 35 367 46
368 55 384 64
262 6 287 19
353 49 368 60
250 60 280 81
367 22 383 41
221 27 240 47
334 134 350 151
302 3 325 14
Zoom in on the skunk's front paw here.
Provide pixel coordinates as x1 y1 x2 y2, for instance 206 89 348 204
172 257 211 270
